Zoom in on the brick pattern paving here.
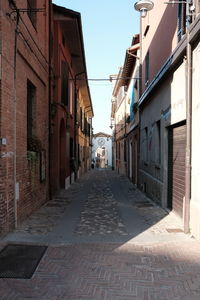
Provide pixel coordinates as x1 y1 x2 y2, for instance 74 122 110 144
0 241 200 299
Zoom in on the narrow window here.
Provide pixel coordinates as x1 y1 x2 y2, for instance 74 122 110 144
145 51 150 86
27 0 37 28
144 127 148 162
80 107 82 130
69 79 73 115
82 110 85 132
177 3 186 41
62 33 65 46
61 61 69 106
27 79 36 149
70 137 73 158
155 120 161 164
130 87 135 121
124 140 127 162
84 116 87 134
78 144 80 164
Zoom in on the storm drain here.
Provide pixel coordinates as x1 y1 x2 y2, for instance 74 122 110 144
0 244 47 279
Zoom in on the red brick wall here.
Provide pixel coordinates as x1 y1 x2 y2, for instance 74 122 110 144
0 0 50 234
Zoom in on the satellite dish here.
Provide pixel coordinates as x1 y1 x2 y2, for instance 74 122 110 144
134 0 154 17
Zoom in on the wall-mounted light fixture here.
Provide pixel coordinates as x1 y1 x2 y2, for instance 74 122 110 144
134 0 154 17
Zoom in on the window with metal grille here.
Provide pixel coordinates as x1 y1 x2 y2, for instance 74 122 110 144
27 0 37 28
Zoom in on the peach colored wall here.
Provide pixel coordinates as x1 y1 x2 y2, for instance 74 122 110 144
141 1 178 93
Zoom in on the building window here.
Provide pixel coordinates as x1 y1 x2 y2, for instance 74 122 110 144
82 110 85 132
155 120 161 164
27 79 36 149
145 51 150 86
124 140 127 162
80 107 82 130
69 79 73 115
177 3 186 41
118 142 121 160
27 0 37 28
144 127 148 163
62 33 65 46
70 137 73 158
61 61 69 106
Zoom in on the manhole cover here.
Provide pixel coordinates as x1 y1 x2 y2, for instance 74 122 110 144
0 244 47 279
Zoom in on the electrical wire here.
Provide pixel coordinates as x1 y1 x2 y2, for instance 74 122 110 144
72 77 140 81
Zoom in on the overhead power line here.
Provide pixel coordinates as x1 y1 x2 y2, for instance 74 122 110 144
72 77 140 81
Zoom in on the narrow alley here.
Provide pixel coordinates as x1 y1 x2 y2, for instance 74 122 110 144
1 169 200 300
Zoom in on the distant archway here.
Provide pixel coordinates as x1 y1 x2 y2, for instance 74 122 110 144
59 119 66 188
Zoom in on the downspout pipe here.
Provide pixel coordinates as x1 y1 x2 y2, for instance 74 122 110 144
13 9 20 228
184 25 192 233
48 1 52 199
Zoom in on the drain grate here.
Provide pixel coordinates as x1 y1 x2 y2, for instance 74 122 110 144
0 244 47 279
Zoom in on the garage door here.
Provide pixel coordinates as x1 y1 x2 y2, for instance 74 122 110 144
168 124 186 218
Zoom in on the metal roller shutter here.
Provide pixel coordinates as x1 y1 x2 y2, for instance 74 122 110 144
168 124 186 218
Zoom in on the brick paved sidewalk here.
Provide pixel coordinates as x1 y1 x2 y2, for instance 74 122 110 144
0 240 200 299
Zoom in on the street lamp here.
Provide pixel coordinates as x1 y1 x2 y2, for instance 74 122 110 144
134 0 154 17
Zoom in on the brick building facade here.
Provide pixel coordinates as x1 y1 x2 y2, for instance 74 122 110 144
0 0 50 234
50 4 93 195
0 1 93 235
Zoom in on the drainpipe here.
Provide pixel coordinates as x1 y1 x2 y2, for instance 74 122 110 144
184 23 192 234
48 1 52 199
13 9 20 228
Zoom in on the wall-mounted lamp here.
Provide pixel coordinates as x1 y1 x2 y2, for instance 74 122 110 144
134 0 154 17
110 118 115 130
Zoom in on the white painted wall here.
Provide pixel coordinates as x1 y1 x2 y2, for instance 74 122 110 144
92 134 112 168
191 41 200 239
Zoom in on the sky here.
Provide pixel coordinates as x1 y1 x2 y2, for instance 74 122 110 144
52 0 139 134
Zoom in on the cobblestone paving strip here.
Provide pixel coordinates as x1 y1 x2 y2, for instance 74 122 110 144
75 175 128 236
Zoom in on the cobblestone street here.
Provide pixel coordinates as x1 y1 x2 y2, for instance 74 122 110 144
1 169 200 299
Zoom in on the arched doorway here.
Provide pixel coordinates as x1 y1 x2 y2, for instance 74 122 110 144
59 119 66 188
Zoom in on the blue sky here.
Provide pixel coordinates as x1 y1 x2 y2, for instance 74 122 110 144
52 0 139 134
